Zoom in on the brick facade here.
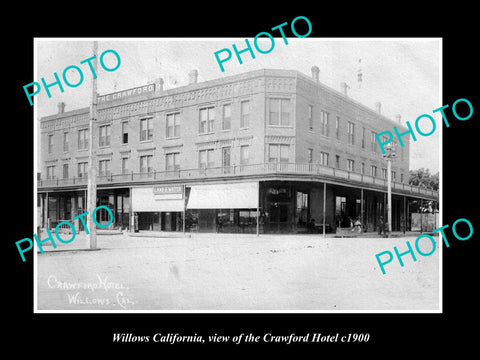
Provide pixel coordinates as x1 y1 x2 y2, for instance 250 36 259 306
39 68 409 183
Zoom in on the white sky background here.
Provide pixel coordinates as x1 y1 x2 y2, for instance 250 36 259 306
35 38 441 173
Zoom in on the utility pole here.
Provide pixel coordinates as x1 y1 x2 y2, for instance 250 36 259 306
383 142 396 236
387 155 392 234
183 184 186 235
87 40 98 249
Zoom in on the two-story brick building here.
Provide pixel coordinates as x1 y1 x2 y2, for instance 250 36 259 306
37 67 438 234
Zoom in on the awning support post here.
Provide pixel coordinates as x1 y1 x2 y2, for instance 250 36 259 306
323 182 326 238
183 184 186 235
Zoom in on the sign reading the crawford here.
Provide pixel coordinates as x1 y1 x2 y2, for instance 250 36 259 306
97 84 155 104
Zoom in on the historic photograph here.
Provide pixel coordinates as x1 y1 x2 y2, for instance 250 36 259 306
34 38 441 312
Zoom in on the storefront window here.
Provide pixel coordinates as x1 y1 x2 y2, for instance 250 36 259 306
186 209 257 233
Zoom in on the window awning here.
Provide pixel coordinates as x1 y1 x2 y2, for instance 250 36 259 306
132 187 184 212
187 182 259 209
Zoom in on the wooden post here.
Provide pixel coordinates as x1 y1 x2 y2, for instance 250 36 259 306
361 188 364 232
45 192 49 229
129 187 133 232
420 199 423 232
256 182 260 237
86 41 98 249
323 182 326 238
387 159 392 235
183 184 186 235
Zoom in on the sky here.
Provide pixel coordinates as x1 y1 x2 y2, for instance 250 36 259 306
35 38 441 173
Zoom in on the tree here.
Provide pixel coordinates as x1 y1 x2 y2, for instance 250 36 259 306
409 168 439 191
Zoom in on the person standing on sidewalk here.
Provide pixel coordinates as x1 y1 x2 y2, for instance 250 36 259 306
378 216 384 235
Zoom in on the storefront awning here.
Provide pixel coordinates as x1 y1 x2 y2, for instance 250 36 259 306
132 187 184 212
187 182 259 209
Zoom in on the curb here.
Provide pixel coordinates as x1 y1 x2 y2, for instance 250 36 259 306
38 247 102 254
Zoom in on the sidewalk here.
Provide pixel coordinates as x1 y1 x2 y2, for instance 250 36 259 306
36 230 192 253
342 231 428 238
128 230 191 238
35 228 432 254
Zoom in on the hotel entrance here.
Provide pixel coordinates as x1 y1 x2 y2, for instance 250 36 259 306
261 181 313 234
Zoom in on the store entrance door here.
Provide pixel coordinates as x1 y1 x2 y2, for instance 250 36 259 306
161 212 181 231
295 191 309 231
267 202 290 233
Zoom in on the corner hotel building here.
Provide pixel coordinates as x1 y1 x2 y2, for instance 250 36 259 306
37 67 438 234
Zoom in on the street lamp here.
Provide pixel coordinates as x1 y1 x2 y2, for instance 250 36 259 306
383 141 396 235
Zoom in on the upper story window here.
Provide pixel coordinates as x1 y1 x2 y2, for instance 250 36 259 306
99 124 111 147
62 163 69 179
347 121 355 145
199 107 215 134
48 134 54 153
370 131 377 152
320 152 329 166
361 127 365 149
166 112 180 138
98 159 111 176
165 152 180 172
222 104 231 131
199 149 214 168
122 121 128 144
240 100 250 128
140 117 153 142
78 129 89 150
240 145 249 165
308 105 313 131
222 147 231 173
77 162 88 178
121 157 129 175
46 165 55 180
139 155 153 173
63 132 69 152
320 111 329 136
269 98 291 126
347 159 355 172
335 116 340 139
268 144 290 163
